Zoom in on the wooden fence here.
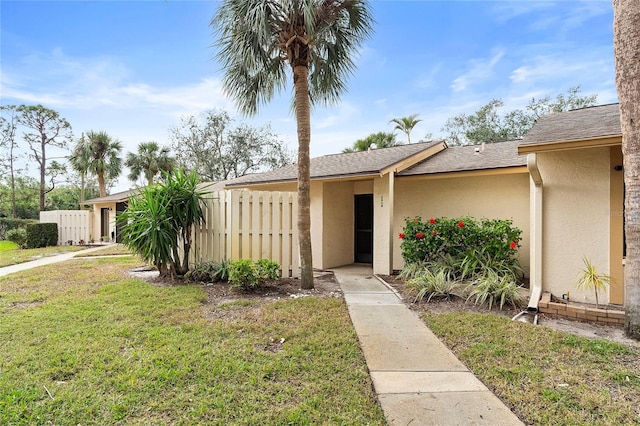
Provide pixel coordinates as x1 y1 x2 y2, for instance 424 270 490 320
40 210 92 245
192 190 300 278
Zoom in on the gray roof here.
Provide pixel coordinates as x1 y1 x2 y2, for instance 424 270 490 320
399 139 526 176
84 181 226 204
84 189 136 204
521 103 621 146
225 141 444 186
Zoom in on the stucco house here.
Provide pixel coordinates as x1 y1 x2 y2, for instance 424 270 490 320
80 103 622 310
518 103 623 306
224 138 531 279
83 189 134 243
224 103 624 310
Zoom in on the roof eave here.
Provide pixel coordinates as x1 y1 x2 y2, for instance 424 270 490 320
380 141 448 176
518 134 622 155
224 171 382 188
399 165 529 180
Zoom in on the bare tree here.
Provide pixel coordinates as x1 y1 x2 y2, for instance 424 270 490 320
170 110 292 182
0 105 21 217
16 105 72 211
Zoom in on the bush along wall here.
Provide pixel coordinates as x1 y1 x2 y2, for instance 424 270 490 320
0 218 37 240
399 216 522 280
25 223 58 249
399 216 525 310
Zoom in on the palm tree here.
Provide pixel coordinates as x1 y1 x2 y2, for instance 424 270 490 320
212 0 374 289
613 0 640 338
390 114 422 143
85 130 122 197
343 132 399 153
117 169 205 279
125 141 176 186
69 133 91 205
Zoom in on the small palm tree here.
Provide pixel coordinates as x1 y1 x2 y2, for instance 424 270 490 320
125 141 176 186
69 133 92 204
343 132 399 153
85 130 122 197
212 0 374 289
117 169 205 279
390 114 422 143
577 257 611 309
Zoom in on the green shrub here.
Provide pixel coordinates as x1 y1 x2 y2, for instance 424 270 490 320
466 270 525 310
189 260 230 283
6 228 27 248
228 259 259 290
255 258 280 281
228 259 282 291
407 266 464 303
399 216 522 280
398 260 429 281
25 222 58 248
0 218 36 240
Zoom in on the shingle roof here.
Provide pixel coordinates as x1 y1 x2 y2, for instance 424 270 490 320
399 139 526 176
225 140 444 186
84 189 136 204
520 103 621 146
84 181 226 204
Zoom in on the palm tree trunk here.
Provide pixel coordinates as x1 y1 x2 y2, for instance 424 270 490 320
97 172 107 198
293 64 314 289
613 0 640 339
80 171 86 205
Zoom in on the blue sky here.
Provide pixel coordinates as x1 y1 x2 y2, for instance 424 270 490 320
1 1 617 192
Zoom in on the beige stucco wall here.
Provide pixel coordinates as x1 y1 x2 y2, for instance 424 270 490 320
238 179 374 270
393 172 531 275
373 174 394 274
536 147 611 305
321 181 355 268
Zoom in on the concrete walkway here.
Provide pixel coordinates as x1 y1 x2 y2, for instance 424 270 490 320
332 264 523 426
0 245 117 277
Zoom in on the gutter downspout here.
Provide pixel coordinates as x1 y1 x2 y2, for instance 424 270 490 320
527 153 543 312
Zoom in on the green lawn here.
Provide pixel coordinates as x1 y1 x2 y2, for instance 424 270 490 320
424 312 640 425
0 257 385 425
74 244 133 257
0 240 19 251
0 245 86 268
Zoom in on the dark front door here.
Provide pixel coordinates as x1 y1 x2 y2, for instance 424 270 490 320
100 208 109 241
354 194 373 263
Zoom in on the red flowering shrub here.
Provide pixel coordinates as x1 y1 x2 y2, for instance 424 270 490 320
399 216 522 278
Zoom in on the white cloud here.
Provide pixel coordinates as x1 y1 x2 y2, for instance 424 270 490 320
416 62 443 90
1 49 230 115
312 102 360 130
491 2 556 23
491 1 610 32
450 50 505 92
509 54 612 87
